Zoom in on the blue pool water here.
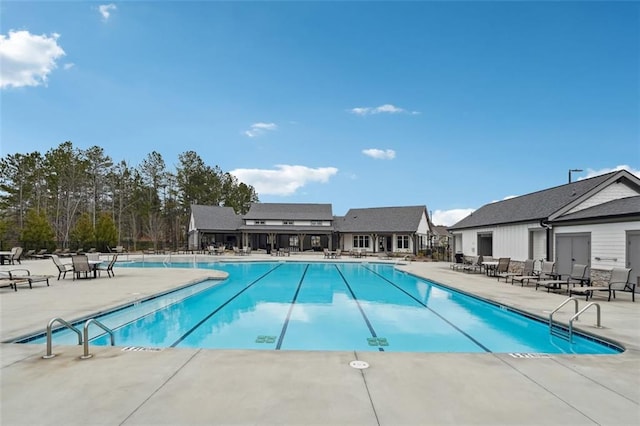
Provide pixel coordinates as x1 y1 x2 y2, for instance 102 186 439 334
22 262 621 354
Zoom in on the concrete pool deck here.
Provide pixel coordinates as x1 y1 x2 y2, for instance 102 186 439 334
1 254 639 425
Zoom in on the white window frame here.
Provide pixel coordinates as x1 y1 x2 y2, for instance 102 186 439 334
353 235 370 249
397 235 410 249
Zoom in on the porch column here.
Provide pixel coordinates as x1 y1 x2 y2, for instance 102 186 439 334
298 233 306 252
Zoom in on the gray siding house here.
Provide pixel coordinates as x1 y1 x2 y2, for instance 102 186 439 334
335 206 432 255
448 170 640 286
189 203 433 255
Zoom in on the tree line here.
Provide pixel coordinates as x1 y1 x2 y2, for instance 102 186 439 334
0 141 259 252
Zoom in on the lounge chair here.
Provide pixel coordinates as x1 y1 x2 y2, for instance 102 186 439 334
502 259 535 284
51 254 74 280
493 257 511 280
0 276 29 292
512 260 555 287
97 254 118 278
2 269 51 289
463 256 483 274
570 267 634 302
451 257 470 271
71 255 93 280
537 263 589 293
33 248 49 259
377 251 391 260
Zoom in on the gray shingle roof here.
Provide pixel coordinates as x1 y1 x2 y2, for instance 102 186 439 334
243 203 333 220
449 171 637 230
335 206 428 233
190 205 243 231
550 196 640 223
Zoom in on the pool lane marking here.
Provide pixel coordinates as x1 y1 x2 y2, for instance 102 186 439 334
170 263 284 348
363 266 491 353
275 264 309 350
334 265 385 352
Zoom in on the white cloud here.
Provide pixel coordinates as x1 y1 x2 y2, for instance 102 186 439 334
244 122 277 138
230 165 338 196
99 4 117 21
348 104 419 116
581 164 640 179
432 208 475 227
362 148 396 160
63 63 74 70
0 30 65 89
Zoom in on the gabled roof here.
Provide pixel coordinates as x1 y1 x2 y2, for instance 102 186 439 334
243 203 333 220
550 196 640 224
335 206 428 233
190 204 243 231
432 225 450 238
449 170 640 230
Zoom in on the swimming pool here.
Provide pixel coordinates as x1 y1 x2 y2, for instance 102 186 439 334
20 262 621 354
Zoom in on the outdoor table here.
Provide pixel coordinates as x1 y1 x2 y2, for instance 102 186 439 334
482 261 499 276
0 251 12 265
88 260 104 278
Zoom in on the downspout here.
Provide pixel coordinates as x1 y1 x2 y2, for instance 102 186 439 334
540 219 552 261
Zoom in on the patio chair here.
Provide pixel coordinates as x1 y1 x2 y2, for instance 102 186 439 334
494 258 512 281
71 255 92 280
3 269 51 289
51 254 74 280
97 254 118 278
10 247 23 265
537 263 589 293
570 267 634 302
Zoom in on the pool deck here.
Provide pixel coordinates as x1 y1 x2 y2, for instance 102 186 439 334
1 254 639 425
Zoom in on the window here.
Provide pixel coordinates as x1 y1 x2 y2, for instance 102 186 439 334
282 220 293 225
255 220 265 225
311 221 322 226
397 235 410 249
311 236 321 248
353 235 370 248
289 236 299 247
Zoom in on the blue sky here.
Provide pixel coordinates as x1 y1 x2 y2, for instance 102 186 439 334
1 1 639 226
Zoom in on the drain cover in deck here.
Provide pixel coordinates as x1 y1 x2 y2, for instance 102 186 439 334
349 360 369 369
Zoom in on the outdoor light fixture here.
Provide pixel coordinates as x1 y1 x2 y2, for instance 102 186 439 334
568 169 583 183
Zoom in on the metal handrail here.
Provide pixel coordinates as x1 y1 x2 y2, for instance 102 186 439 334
81 319 115 359
569 302 602 343
43 317 82 359
548 297 579 333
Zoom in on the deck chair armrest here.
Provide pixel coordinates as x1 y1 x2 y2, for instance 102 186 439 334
7 269 31 278
609 281 633 291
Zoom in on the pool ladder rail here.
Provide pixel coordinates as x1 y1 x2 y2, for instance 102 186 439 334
42 317 115 360
548 297 602 343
